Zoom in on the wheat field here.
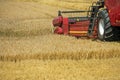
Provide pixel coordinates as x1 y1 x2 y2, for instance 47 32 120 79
0 0 120 80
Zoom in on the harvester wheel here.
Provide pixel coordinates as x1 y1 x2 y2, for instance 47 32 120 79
98 9 120 41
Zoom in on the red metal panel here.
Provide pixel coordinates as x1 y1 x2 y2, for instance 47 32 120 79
62 18 69 35
69 20 97 37
69 21 89 31
69 21 89 37
105 0 120 9
105 0 120 26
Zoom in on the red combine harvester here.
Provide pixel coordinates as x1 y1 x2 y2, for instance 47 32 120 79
52 0 120 41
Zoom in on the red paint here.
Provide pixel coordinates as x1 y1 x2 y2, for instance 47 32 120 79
69 20 97 37
53 16 63 27
105 0 120 26
54 27 63 34
52 0 120 38
62 18 69 35
69 21 89 31
53 16 97 37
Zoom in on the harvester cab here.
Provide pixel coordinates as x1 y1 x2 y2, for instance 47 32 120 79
52 0 120 41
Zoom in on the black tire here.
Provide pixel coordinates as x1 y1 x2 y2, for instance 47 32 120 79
98 9 120 41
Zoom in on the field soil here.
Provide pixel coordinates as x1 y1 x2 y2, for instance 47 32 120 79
0 0 120 80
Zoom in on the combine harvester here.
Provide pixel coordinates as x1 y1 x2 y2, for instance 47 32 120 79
52 0 120 41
